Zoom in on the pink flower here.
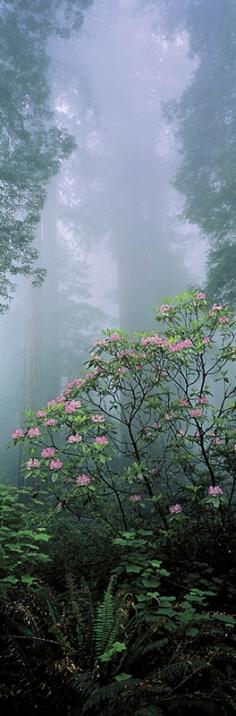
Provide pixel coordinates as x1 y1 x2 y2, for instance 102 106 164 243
197 396 209 404
47 399 57 408
191 408 203 418
218 316 229 324
169 339 193 352
44 418 57 427
109 332 121 341
50 459 63 470
36 410 46 418
209 304 223 316
26 458 41 470
76 474 91 487
85 369 100 379
141 335 167 347
67 433 82 443
91 415 105 423
117 349 137 357
117 366 127 374
96 333 120 346
202 336 211 345
196 292 207 300
64 400 81 414
65 378 85 393
11 428 24 439
94 436 109 446
130 494 142 502
179 399 189 407
159 304 171 313
169 504 182 514
208 485 223 496
27 427 41 438
41 447 56 459
152 422 160 430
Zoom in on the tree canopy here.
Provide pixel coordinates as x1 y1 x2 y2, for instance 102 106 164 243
162 0 236 303
0 0 91 311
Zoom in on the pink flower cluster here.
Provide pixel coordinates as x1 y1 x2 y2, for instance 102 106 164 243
209 304 223 316
197 395 209 404
41 447 56 459
67 433 82 443
202 336 211 345
26 458 41 470
130 494 142 503
94 436 109 446
117 349 138 358
91 414 105 423
208 485 223 496
64 400 81 414
47 399 58 408
196 292 207 300
27 427 41 438
159 304 171 313
44 418 57 427
65 378 85 394
218 316 229 324
141 335 167 347
50 459 63 470
169 504 182 514
76 474 91 487
211 304 223 311
169 339 193 352
179 399 189 407
191 408 203 418
36 410 46 418
11 429 24 439
96 332 121 346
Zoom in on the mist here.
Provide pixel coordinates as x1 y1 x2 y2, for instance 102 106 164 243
0 0 204 481
2 3 236 712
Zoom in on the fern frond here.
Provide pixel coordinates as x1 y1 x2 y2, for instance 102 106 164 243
159 658 208 684
95 576 117 656
81 677 139 714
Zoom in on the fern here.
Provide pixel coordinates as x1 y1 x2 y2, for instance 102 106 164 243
159 658 208 684
95 576 123 657
81 676 139 714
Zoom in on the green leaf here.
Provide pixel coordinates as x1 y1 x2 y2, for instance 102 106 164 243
1 576 18 585
125 565 142 573
21 575 36 585
115 673 132 682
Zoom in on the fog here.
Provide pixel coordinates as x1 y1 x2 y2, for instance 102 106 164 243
0 0 205 482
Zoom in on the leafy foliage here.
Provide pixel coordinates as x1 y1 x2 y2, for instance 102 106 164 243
162 0 236 304
0 485 50 590
2 290 236 713
0 0 93 310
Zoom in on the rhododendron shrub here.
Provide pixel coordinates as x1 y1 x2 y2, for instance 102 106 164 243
12 290 236 536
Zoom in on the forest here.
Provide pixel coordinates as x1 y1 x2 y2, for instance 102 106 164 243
1 1 236 714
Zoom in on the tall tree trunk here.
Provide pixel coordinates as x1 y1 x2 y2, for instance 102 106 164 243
40 182 61 403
